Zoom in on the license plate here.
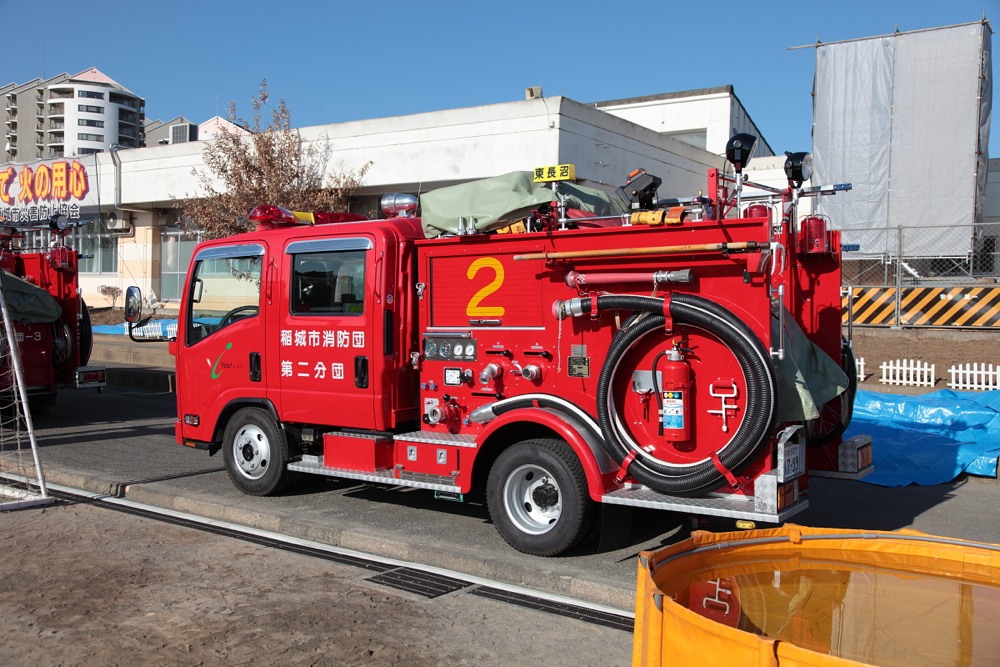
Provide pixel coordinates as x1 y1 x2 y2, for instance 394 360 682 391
777 438 805 483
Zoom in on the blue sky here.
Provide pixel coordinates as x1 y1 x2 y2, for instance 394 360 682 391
5 0 996 157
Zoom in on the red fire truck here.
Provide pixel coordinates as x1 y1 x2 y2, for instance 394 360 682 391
0 214 105 409
127 135 871 556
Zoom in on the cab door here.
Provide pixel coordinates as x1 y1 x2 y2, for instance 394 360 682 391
269 237 379 429
175 243 268 444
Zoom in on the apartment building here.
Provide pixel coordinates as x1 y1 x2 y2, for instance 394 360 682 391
2 68 145 163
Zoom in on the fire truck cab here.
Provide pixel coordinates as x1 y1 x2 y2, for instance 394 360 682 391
127 136 871 556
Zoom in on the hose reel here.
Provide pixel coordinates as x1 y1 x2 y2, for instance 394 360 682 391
560 293 778 496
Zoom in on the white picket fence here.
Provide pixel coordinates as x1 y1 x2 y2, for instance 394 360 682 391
118 321 177 338
125 322 164 338
855 356 866 382
948 363 1000 391
878 358 936 387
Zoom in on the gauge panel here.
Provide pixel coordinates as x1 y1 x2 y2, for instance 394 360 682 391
423 333 477 362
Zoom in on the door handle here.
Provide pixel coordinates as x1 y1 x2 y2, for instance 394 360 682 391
354 356 368 389
249 352 261 382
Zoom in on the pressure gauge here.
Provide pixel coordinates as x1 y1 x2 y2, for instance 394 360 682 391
453 346 463 359
439 342 452 358
464 343 475 357
424 340 438 358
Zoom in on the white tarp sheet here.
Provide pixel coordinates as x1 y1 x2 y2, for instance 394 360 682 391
812 22 992 259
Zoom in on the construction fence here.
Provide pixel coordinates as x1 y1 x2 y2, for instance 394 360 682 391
841 223 1000 329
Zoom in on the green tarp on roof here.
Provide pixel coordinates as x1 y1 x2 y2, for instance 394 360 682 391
419 171 626 238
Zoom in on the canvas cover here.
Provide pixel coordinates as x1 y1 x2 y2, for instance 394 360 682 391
773 309 848 423
419 171 626 238
0 271 61 323
812 22 992 258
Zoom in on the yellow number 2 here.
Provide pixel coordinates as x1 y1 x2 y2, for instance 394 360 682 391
466 257 506 317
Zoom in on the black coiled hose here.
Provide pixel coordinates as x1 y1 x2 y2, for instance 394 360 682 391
593 293 777 496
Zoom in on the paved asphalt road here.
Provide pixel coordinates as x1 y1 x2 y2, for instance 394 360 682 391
17 382 1000 612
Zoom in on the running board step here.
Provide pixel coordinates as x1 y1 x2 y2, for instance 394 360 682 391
601 486 808 523
288 455 461 493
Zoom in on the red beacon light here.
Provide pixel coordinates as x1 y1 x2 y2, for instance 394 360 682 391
249 205 368 230
249 205 298 230
313 211 368 224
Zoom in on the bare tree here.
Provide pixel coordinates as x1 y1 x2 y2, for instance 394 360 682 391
99 285 122 309
179 80 370 239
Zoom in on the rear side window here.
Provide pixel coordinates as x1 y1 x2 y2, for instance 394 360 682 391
290 249 366 316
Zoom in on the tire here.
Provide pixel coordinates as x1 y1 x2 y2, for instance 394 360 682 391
486 439 595 557
222 407 290 496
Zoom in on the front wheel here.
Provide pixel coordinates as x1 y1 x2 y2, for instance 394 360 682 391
222 407 290 496
486 439 595 557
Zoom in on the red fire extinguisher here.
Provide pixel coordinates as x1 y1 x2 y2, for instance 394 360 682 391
660 348 691 443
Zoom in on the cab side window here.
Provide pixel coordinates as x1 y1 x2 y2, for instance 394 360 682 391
291 250 366 316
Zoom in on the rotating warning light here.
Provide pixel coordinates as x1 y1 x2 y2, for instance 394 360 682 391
725 133 758 172
380 193 419 218
784 151 813 187
248 205 297 225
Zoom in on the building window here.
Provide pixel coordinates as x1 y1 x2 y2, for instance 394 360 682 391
78 104 104 114
78 90 105 99
78 118 104 128
160 233 200 300
77 133 104 142
76 226 118 274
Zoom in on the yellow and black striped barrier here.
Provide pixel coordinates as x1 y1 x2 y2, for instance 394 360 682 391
843 286 1000 328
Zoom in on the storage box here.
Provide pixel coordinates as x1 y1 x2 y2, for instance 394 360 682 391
323 432 392 472
394 441 458 476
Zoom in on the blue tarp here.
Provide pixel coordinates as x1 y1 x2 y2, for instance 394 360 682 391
846 389 1000 486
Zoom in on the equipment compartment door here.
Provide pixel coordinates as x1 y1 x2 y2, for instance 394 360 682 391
272 237 378 429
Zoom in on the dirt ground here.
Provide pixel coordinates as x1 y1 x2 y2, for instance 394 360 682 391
0 499 631 667
851 327 1000 389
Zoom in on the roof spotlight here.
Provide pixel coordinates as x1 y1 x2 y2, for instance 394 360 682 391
784 151 813 187
725 133 758 172
49 214 68 231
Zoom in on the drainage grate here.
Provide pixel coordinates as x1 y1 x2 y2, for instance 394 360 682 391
470 587 634 632
366 567 473 598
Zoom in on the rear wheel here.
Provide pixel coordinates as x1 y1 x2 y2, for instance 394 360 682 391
222 407 290 496
487 439 594 556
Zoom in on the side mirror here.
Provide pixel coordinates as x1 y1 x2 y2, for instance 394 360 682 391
124 285 171 343
124 286 143 324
